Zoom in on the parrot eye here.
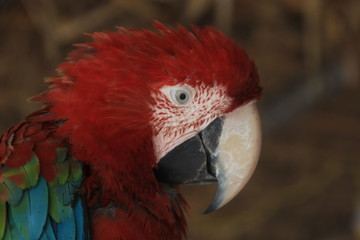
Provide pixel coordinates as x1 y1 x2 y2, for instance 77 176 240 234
170 85 194 105
175 90 189 103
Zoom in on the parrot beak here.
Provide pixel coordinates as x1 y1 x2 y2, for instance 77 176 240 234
154 101 261 213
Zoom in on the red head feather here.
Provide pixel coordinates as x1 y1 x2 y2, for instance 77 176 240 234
28 21 262 239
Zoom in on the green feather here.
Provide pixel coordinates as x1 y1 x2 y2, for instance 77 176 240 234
22 154 40 188
2 179 23 206
50 161 70 186
1 147 85 240
48 184 73 223
5 204 24 240
68 159 82 182
0 183 7 201
9 189 30 238
1 155 39 189
55 148 68 163
2 225 10 240
0 201 6 239
2 223 13 240
49 148 71 186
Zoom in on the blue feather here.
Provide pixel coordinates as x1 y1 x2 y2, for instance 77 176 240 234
50 218 58 236
73 197 88 240
39 218 56 240
9 177 48 240
57 208 76 240
2 147 85 240
29 177 49 239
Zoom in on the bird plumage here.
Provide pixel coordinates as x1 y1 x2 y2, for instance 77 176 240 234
0 21 262 239
0 116 87 240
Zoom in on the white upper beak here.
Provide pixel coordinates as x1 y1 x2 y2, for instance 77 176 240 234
205 101 262 213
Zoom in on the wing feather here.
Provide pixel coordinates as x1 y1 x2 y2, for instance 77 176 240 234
74 197 88 240
8 176 48 239
57 209 76 240
39 218 56 240
1 155 39 189
1 178 23 206
0 201 6 239
0 121 87 240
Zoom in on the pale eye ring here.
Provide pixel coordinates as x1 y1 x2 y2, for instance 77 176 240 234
170 85 194 105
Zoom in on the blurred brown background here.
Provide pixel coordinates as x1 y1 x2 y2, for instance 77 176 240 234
0 0 359 239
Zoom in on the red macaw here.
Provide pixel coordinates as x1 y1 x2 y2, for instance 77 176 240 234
0 21 262 240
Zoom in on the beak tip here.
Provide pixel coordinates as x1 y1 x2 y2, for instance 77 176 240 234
203 204 218 214
203 208 213 215
202 186 224 214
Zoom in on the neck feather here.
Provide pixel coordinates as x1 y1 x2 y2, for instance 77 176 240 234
63 125 188 240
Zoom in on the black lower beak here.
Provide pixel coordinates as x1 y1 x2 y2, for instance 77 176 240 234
154 117 223 185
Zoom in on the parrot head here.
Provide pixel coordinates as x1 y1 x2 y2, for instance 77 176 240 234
34 21 262 228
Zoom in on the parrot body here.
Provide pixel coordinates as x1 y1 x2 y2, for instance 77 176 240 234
0 22 262 239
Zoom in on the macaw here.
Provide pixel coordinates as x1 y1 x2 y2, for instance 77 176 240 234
0 21 262 240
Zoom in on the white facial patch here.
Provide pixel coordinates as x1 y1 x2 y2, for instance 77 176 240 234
150 83 232 161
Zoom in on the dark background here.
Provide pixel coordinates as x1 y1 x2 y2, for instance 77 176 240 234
0 0 359 239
